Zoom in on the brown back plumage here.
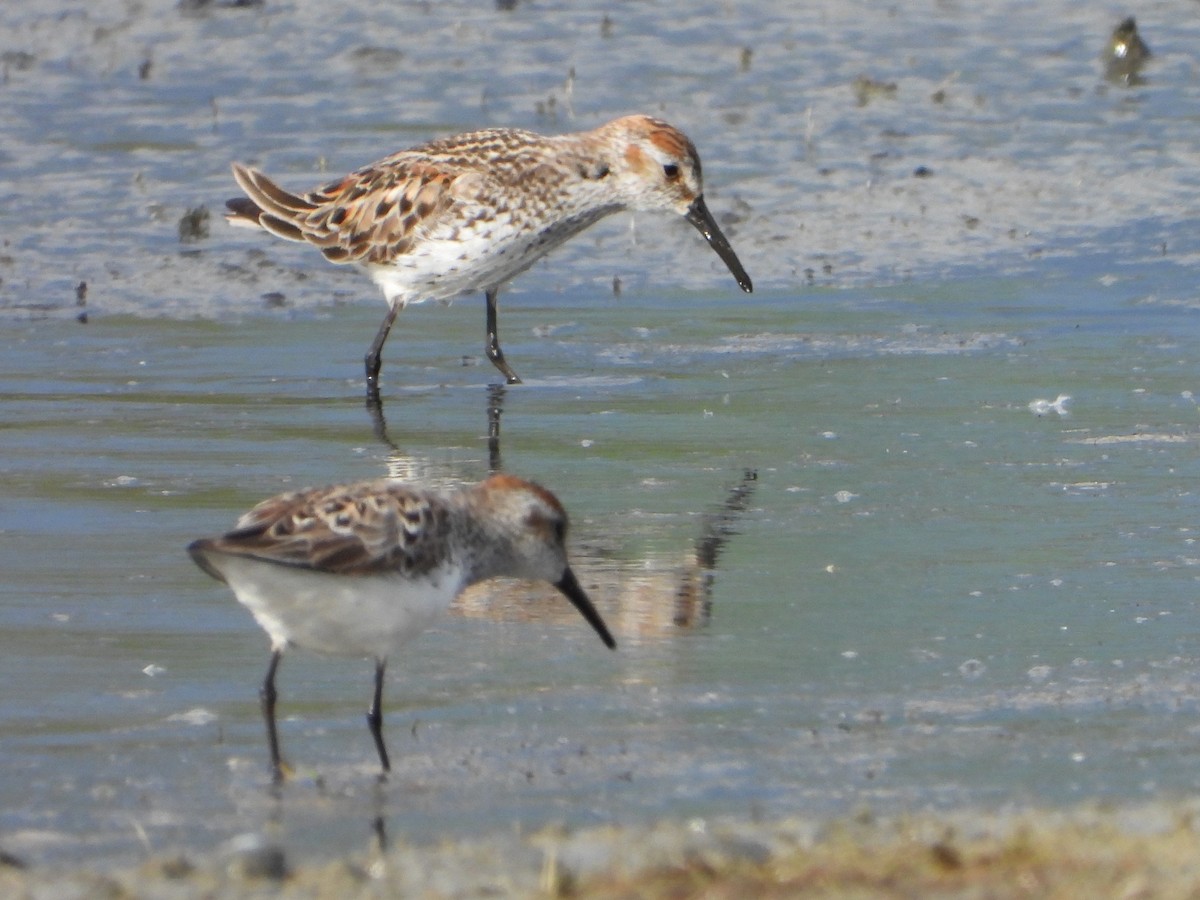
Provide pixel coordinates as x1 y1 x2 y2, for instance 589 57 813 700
189 480 452 578
227 158 467 266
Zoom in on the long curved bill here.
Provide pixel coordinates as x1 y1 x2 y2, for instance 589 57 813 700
554 567 617 650
685 196 753 293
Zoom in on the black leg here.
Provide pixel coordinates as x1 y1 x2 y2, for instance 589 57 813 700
365 303 401 397
366 658 391 775
484 289 523 384
260 650 285 783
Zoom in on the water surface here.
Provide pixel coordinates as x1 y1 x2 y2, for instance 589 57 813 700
2 0 1200 868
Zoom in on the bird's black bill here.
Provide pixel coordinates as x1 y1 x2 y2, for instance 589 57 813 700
685 196 753 294
555 567 617 650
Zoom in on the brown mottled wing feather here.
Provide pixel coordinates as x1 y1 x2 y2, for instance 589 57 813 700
229 156 476 266
305 159 469 265
226 127 563 267
225 196 263 227
203 481 452 577
227 163 314 242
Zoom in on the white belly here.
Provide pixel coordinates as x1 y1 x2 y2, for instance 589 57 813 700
215 555 464 660
367 203 618 306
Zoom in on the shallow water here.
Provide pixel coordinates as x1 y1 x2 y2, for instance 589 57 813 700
3 0 1200 869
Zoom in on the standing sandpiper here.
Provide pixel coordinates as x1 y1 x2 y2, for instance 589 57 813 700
188 474 615 781
226 115 753 397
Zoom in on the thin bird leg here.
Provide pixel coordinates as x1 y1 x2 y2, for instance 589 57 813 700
365 303 402 394
260 650 285 783
484 288 523 385
366 658 391 774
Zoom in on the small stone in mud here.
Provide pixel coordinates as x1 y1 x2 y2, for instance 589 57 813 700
347 46 404 69
852 75 897 107
930 840 963 871
1 51 36 73
1104 17 1150 84
224 835 288 881
262 291 287 308
178 206 210 243
145 854 194 879
913 165 933 178
179 0 263 10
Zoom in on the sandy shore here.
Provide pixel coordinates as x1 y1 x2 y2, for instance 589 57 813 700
5 801 1200 898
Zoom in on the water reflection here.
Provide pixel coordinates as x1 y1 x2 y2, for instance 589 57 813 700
373 384 508 486
369 384 757 641
366 391 390 446
485 383 505 474
366 379 759 638
456 468 757 640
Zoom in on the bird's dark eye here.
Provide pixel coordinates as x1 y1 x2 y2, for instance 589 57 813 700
662 163 680 179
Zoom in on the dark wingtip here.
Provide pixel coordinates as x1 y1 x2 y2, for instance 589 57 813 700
187 539 228 584
225 196 261 221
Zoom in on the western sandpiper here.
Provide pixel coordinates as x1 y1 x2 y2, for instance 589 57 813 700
187 474 615 781
226 115 753 395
